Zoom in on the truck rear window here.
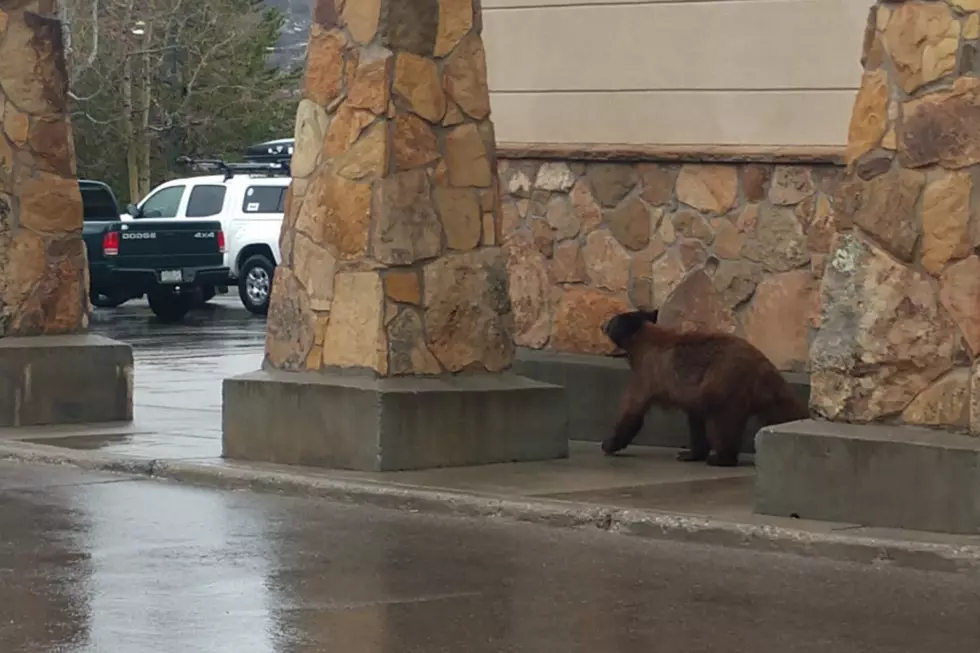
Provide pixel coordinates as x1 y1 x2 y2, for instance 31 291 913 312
242 186 286 214
186 185 227 218
80 186 120 221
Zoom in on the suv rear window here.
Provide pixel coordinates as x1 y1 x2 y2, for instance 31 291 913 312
242 186 286 214
186 185 227 217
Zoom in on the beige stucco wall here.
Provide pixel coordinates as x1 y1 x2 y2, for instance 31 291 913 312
483 0 870 147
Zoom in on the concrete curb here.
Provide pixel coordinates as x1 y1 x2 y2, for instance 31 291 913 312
2 440 979 574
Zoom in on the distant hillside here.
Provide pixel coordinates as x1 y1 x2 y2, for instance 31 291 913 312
266 0 313 70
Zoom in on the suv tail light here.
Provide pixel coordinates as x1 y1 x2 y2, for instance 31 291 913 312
103 231 119 256
217 230 226 253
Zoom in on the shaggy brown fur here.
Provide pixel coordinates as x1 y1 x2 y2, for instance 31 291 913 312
601 310 808 467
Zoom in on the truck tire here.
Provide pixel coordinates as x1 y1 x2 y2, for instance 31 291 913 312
147 291 192 322
238 254 275 316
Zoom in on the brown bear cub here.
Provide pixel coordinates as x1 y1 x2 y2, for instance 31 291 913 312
600 310 808 467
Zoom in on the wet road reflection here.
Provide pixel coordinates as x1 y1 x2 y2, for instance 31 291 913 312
0 463 979 652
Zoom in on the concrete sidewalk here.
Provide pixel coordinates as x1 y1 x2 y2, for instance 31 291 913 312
2 303 978 575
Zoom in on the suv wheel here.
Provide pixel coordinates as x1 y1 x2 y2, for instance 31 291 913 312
238 254 274 316
147 291 192 322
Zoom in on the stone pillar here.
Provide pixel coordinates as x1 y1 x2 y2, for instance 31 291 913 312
755 0 980 534
0 1 132 426
222 0 567 471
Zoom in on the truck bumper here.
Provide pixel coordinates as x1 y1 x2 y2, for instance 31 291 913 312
99 267 232 295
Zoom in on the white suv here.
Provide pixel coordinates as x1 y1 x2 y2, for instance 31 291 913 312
126 160 289 315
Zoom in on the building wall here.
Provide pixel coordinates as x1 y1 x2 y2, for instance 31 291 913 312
483 0 869 147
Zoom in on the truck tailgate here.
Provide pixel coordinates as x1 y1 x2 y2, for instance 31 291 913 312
113 219 224 268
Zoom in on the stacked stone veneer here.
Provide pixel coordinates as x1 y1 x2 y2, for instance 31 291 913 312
498 157 842 373
808 0 980 433
0 3 88 336
266 0 513 376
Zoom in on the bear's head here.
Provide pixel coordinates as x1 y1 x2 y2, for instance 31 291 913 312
602 310 659 350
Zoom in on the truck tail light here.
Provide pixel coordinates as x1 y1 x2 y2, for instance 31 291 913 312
103 231 119 256
217 230 226 253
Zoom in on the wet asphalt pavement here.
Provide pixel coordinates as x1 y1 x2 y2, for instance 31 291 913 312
0 297 977 652
2 460 980 653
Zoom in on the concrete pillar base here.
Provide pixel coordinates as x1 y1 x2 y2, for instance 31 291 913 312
0 335 134 427
755 419 980 535
222 369 569 472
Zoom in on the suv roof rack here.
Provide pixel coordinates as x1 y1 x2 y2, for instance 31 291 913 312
175 155 291 181
244 138 295 165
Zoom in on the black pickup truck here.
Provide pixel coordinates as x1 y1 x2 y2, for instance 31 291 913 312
80 180 230 322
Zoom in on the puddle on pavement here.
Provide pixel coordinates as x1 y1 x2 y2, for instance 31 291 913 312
21 434 134 451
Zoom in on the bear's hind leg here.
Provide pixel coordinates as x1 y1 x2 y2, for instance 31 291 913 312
705 409 748 467
676 413 709 462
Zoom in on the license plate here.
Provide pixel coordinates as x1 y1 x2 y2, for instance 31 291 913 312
160 269 182 283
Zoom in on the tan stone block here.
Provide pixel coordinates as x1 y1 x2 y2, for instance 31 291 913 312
28 117 74 177
535 163 576 192
805 194 837 255
658 269 737 334
0 228 46 317
482 211 496 246
343 0 381 44
303 26 346 108
583 230 630 292
637 163 677 205
0 11 68 117
17 171 81 234
742 205 809 273
883 2 959 94
530 217 554 257
742 270 815 371
10 238 87 335
845 69 890 165
296 171 372 259
384 270 422 304
940 255 980 356
292 233 337 312
551 240 585 284
444 123 491 187
768 166 815 206
586 164 636 208
678 238 708 271
322 271 386 372
711 218 744 260
569 179 602 233
954 0 980 11
373 169 443 265
837 167 924 263
347 55 391 115
810 234 957 422
442 100 464 126
394 53 446 123
922 172 971 276
434 185 481 250
443 33 490 120
551 287 630 355
544 194 579 241
292 99 329 179
499 200 522 238
333 120 387 180
735 203 759 234
900 77 980 169
659 216 676 245
423 249 515 372
902 368 970 428
875 5 891 31
606 197 650 251
0 133 12 189
265 267 316 371
0 10 7 35
675 165 738 215
323 103 376 159
505 230 552 349
3 102 28 145
966 12 980 39
387 306 442 375
314 315 330 346
672 210 714 244
972 361 980 435
741 165 770 203
392 113 440 171
435 0 473 57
